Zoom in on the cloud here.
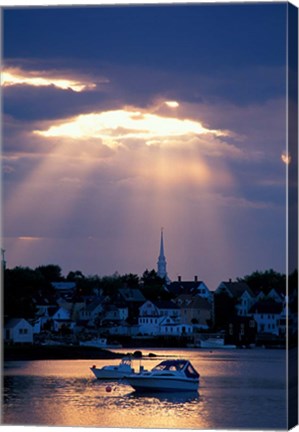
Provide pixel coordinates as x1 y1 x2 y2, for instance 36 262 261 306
1 66 103 92
33 105 233 150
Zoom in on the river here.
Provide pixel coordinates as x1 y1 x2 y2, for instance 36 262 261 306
2 347 287 429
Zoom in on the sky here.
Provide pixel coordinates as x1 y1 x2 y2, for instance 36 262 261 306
1 2 290 289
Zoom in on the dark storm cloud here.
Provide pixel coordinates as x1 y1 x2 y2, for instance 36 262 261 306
2 84 115 121
4 4 286 68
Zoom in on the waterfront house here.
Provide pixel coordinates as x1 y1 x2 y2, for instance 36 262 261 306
138 314 191 337
139 300 180 318
215 280 255 317
168 276 213 302
4 318 34 344
118 287 146 322
77 296 105 327
266 288 285 304
138 300 181 335
32 292 58 317
51 307 75 333
102 304 129 324
176 295 212 329
159 316 193 336
248 299 283 335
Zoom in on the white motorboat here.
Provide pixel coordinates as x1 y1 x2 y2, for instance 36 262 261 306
90 357 135 379
124 359 200 392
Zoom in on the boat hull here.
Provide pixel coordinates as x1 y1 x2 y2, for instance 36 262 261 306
91 367 132 380
125 375 199 392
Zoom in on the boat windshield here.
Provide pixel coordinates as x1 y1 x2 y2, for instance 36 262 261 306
153 360 199 378
184 363 199 378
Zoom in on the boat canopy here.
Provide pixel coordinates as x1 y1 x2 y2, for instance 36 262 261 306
152 360 199 378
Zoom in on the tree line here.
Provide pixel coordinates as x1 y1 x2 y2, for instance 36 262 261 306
2 264 297 322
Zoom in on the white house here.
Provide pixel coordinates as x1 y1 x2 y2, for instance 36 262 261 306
52 307 75 332
159 316 193 336
139 300 180 319
249 300 283 335
4 318 34 344
235 290 256 317
266 288 285 304
138 300 183 336
138 315 163 335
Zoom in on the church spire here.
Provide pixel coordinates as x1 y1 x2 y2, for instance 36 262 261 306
157 228 170 283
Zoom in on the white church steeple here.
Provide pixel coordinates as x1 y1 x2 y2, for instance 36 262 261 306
157 228 170 283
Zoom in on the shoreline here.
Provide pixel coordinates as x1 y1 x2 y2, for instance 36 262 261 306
3 342 287 362
3 344 126 361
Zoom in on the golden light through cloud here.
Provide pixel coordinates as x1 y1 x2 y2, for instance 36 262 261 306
18 236 43 241
1 68 97 92
165 101 180 108
33 108 230 146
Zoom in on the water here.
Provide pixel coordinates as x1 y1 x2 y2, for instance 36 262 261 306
2 348 287 429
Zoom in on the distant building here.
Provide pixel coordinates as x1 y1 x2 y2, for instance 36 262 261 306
118 288 146 304
215 280 255 317
4 318 33 344
249 299 283 335
51 281 76 296
138 300 181 335
169 276 212 302
176 295 212 329
51 307 75 333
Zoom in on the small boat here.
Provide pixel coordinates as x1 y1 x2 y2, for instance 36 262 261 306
90 357 134 379
198 337 236 349
80 338 122 349
124 359 200 392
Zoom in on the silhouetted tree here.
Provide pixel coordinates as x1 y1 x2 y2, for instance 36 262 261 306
36 264 63 282
66 270 84 281
4 266 45 319
237 269 286 294
99 273 123 296
141 269 170 301
121 273 140 288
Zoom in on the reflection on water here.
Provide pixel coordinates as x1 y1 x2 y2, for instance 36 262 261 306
2 349 287 429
